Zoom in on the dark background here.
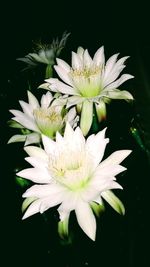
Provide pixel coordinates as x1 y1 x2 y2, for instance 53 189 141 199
1 1 150 266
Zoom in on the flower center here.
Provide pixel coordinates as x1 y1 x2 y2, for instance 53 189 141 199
48 151 91 191
33 107 63 138
70 66 103 97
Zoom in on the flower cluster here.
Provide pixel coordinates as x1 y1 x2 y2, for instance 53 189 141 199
8 43 133 241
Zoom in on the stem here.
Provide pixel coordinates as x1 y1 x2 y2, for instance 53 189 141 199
45 64 53 79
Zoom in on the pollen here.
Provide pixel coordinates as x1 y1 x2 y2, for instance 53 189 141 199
70 66 102 78
33 107 62 124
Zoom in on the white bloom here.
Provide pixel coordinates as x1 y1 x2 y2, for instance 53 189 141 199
17 123 131 241
8 91 76 145
17 32 70 78
40 46 134 135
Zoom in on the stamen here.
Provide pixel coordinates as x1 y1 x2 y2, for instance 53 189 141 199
70 66 102 78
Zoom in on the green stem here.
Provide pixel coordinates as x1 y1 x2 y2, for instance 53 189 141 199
45 64 53 79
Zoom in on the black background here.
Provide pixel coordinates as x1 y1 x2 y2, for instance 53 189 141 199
1 1 150 266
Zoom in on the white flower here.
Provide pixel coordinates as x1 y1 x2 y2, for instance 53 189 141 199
40 46 134 135
8 91 76 145
17 123 131 241
17 32 70 78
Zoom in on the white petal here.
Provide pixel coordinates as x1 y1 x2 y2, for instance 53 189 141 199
75 201 96 241
66 107 76 123
66 96 84 108
102 65 125 86
102 89 134 100
7 134 26 144
12 116 39 132
9 109 25 117
72 52 83 69
93 46 105 66
95 164 127 178
45 78 58 83
27 91 40 109
99 150 132 169
51 79 77 95
83 49 93 68
104 74 134 90
108 181 123 190
80 186 99 202
38 82 51 90
55 131 64 145
9 109 38 131
19 100 33 117
24 146 48 160
58 192 79 219
22 199 42 219
115 56 129 66
74 126 85 145
42 134 57 155
40 92 53 108
17 168 51 183
64 122 74 140
51 96 67 107
86 128 109 167
39 192 65 213
92 179 122 192
63 124 85 152
93 195 103 205
104 53 119 77
77 47 84 60
25 133 41 145
25 156 47 169
23 183 65 198
56 58 71 72
54 65 72 85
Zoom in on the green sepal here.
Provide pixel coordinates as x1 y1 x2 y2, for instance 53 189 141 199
90 201 105 217
22 197 37 213
102 190 125 215
80 100 93 136
8 134 26 144
95 100 106 122
7 120 24 129
16 176 31 188
58 218 69 239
